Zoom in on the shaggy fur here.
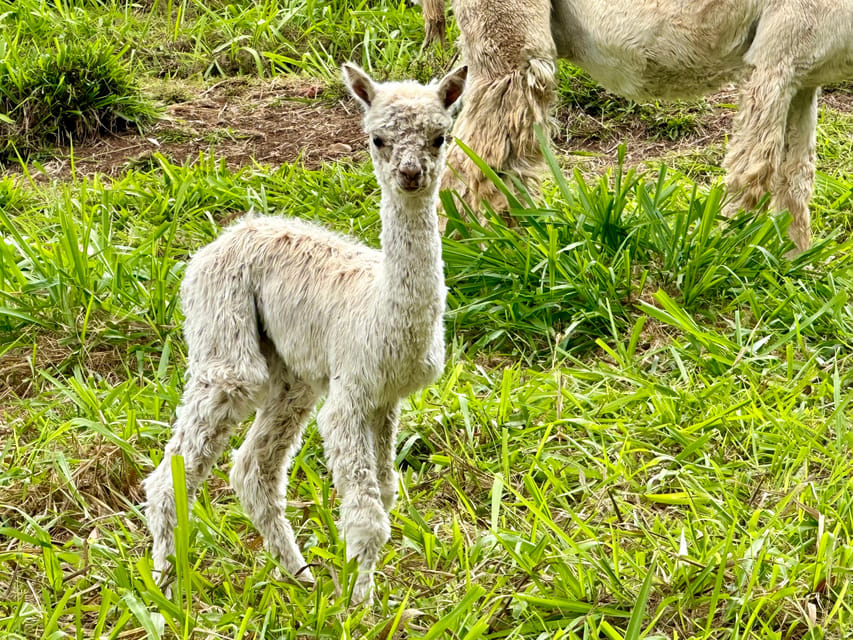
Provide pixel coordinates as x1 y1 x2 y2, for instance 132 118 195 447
416 0 448 49
143 64 467 605
425 0 853 252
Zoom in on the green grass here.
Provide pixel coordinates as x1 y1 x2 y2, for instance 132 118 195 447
556 64 713 144
0 36 158 161
0 0 454 81
2 1 853 639
443 146 846 356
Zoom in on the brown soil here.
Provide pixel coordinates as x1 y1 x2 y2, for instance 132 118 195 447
555 84 853 174
30 76 367 180
553 84 736 175
14 78 853 182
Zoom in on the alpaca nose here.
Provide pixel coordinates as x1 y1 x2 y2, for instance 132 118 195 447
400 165 421 180
399 164 422 190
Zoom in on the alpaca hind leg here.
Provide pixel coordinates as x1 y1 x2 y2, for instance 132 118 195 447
441 0 556 222
723 62 796 216
143 373 262 584
145 256 268 585
772 87 819 253
420 0 446 49
317 383 388 604
230 355 318 583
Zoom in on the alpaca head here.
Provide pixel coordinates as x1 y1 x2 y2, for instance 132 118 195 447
342 63 467 197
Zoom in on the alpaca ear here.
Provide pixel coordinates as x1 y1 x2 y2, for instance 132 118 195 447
437 66 467 110
342 63 376 109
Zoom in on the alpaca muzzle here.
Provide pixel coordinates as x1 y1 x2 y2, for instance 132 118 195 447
397 164 424 191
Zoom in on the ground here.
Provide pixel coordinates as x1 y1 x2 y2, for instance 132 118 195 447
30 76 365 180
16 72 853 190
21 76 850 183
4 50 853 638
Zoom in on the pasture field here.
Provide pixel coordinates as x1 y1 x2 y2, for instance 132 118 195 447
2 1 853 638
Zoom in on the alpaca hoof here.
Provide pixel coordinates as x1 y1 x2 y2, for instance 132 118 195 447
152 567 174 592
272 562 315 585
784 246 806 260
722 201 740 219
351 574 375 607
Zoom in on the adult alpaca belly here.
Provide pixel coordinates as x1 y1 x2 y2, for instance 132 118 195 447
551 0 761 100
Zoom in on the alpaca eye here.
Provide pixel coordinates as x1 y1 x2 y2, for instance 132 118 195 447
432 135 445 148
372 136 385 148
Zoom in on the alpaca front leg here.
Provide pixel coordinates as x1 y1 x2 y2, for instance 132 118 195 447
441 0 556 219
143 375 259 584
773 87 819 254
373 403 401 512
317 388 390 604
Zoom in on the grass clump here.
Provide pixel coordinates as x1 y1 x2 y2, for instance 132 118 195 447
0 0 453 84
0 37 157 161
443 143 852 357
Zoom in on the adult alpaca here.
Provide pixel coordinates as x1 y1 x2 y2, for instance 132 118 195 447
143 63 466 605
423 0 853 252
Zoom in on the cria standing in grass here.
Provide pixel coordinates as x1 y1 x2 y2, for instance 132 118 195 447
143 63 467 604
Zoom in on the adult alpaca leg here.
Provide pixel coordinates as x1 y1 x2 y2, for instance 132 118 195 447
720 8 825 250
317 381 389 603
773 87 820 253
421 0 447 48
230 352 318 583
723 61 796 218
441 0 556 219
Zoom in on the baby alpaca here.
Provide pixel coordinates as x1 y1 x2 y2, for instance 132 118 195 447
143 63 466 604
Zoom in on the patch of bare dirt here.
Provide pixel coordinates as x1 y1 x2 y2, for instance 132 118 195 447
553 85 738 175
10 78 853 183
554 84 853 175
33 76 366 180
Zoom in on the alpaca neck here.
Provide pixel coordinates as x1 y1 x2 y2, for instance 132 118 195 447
377 189 443 310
